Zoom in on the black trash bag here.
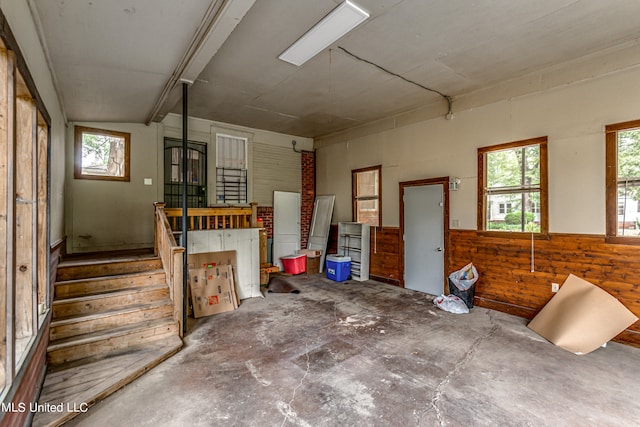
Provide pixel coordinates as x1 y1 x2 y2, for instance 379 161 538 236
448 263 478 309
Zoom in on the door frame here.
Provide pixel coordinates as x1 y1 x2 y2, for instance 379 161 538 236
399 176 450 289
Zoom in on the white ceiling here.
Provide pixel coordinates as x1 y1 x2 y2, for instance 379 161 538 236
32 0 640 138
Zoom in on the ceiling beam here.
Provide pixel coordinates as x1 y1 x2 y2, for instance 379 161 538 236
145 0 256 125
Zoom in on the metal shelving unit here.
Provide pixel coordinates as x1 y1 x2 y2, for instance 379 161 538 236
337 222 370 281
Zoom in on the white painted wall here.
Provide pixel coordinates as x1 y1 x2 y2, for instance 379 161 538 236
1 0 66 244
66 114 312 253
316 65 640 235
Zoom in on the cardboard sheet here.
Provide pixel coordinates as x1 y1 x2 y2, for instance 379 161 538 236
527 274 638 355
188 251 239 307
189 265 236 318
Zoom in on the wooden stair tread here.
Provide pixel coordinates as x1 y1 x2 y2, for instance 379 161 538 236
55 268 165 285
54 269 167 299
49 317 176 349
32 336 182 427
53 283 168 306
58 251 158 266
56 257 163 281
51 300 173 326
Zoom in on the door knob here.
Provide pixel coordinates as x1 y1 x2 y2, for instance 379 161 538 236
436 247 443 252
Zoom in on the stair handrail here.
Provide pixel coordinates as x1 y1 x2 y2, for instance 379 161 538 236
154 202 184 337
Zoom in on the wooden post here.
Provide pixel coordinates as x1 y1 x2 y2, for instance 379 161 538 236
172 247 185 338
15 94 35 348
36 121 47 310
0 47 10 387
153 202 165 256
250 202 259 227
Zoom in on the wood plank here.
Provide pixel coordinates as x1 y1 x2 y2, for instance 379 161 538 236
52 284 169 319
56 257 162 281
0 47 8 389
3 49 16 382
54 269 165 299
47 319 178 364
50 300 173 341
37 121 47 309
14 94 35 343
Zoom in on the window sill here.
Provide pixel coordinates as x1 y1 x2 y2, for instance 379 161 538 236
477 230 550 240
605 235 640 245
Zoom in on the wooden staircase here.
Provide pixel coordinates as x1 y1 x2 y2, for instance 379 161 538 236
33 252 183 427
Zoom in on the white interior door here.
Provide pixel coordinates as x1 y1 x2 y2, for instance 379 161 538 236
272 191 301 270
404 184 444 295
307 195 335 272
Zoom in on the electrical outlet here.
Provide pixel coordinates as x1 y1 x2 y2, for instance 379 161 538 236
551 283 559 293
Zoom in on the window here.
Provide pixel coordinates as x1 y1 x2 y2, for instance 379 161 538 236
74 126 130 181
499 203 512 214
352 165 381 227
606 119 640 241
216 134 247 204
478 137 548 234
530 201 540 214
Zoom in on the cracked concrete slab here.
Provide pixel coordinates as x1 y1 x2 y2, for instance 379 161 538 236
66 275 640 426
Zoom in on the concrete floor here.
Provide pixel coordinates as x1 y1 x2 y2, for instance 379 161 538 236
67 274 640 426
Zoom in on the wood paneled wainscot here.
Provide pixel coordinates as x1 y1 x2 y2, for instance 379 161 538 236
449 230 640 347
369 227 401 286
328 225 401 286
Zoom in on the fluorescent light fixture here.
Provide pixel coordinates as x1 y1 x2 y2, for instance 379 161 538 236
279 0 369 66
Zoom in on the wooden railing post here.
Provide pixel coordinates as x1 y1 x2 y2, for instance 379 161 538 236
250 202 259 227
172 247 185 338
154 202 166 256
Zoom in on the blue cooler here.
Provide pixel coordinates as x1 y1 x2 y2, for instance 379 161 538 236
326 255 351 282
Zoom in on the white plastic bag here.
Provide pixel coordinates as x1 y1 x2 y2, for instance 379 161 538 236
433 294 469 314
448 262 479 291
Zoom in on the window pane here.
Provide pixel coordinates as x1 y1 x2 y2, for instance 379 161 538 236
524 145 540 186
617 184 640 236
357 170 378 197
487 145 540 189
487 149 523 188
486 192 540 232
356 199 379 227
617 128 640 180
82 133 126 177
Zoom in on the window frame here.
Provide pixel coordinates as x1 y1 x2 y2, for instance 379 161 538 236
352 165 382 227
74 126 130 182
605 118 640 244
477 136 548 237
